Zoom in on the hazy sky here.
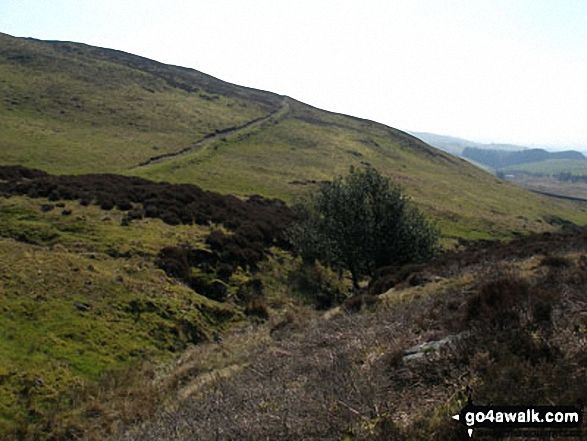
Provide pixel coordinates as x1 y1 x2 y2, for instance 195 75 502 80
2 0 587 149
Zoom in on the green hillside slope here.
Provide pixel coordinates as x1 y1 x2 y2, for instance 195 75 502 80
503 158 587 175
0 32 282 174
0 166 301 438
462 147 585 170
2 32 587 440
1 32 587 241
0 194 237 437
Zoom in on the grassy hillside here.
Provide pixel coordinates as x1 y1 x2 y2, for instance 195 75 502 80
0 167 304 439
1 32 587 242
136 101 587 241
462 147 585 170
3 170 585 439
2 32 587 441
0 195 236 437
503 158 587 175
0 32 282 174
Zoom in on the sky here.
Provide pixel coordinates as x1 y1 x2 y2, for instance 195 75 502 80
2 0 587 149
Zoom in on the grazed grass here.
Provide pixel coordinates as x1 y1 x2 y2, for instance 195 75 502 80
0 196 241 438
2 32 587 241
139 101 587 240
0 32 277 175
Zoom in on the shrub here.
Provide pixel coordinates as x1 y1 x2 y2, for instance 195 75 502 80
288 261 350 309
99 198 115 210
288 167 438 289
116 199 133 211
342 294 380 313
215 263 233 281
156 247 190 283
369 264 426 294
126 207 144 221
0 166 296 254
160 210 181 226
464 277 530 326
235 277 260 301
540 255 572 268
244 297 270 321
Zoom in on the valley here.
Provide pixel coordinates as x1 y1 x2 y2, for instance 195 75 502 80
0 32 586 440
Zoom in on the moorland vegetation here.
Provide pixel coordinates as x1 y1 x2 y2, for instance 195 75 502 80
117 223 587 440
2 32 587 241
1 32 587 440
2 165 585 440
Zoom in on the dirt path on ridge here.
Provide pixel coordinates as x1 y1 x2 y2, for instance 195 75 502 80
131 96 291 170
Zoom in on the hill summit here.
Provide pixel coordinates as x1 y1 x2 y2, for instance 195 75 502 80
1 32 587 240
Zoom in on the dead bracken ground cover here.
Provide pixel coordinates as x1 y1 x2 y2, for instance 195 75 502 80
2 166 586 440
117 227 587 441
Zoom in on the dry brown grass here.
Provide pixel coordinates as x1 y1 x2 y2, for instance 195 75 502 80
115 233 587 440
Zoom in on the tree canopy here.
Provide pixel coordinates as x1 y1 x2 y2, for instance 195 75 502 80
288 167 438 288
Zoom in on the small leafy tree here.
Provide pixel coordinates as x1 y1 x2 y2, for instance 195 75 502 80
288 167 438 289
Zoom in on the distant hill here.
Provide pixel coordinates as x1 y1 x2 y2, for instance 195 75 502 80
2 32 587 241
411 132 586 171
410 132 527 156
502 158 587 175
462 147 585 170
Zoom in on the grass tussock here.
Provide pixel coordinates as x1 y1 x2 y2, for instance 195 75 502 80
3 176 587 439
0 186 276 439
117 227 587 440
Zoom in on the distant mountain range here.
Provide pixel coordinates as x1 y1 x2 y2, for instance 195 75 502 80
410 132 529 156
462 147 585 170
411 131 586 171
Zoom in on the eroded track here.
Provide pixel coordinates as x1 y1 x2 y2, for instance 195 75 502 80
132 97 291 169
